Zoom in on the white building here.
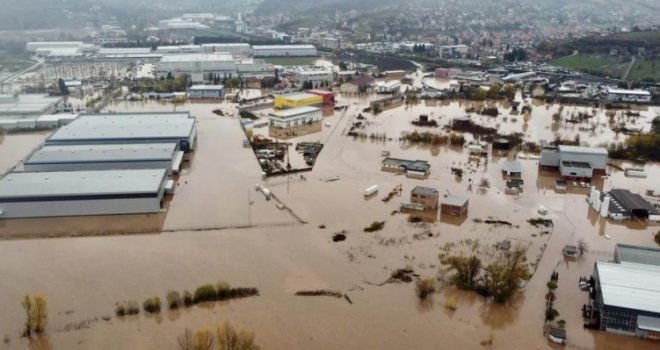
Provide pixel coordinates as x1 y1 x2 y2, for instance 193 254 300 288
155 45 203 54
296 68 333 85
201 43 251 55
268 106 322 128
0 94 63 117
0 169 170 219
23 143 184 174
605 88 651 103
252 45 318 57
540 145 608 178
46 112 197 152
376 80 402 94
155 53 236 81
189 85 225 99
26 41 85 52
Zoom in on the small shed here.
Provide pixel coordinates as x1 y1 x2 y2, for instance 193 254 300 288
441 195 469 216
502 161 522 178
563 245 578 257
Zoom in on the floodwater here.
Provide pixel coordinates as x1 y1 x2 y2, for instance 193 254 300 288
0 92 659 349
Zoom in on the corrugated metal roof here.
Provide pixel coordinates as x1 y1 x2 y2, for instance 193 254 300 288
502 161 522 173
0 169 167 198
25 143 178 164
269 106 320 118
558 145 608 155
616 244 660 266
596 261 660 314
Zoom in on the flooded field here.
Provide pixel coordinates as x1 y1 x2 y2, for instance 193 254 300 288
0 92 658 349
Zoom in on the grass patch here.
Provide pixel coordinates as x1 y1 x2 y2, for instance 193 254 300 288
363 221 385 232
445 295 458 311
550 53 626 78
627 59 660 82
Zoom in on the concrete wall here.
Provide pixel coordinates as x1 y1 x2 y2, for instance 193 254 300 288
0 196 163 219
561 152 607 170
560 164 594 178
540 148 560 167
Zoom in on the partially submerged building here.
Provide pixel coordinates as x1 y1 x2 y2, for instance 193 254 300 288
502 160 522 178
24 143 184 174
0 94 63 118
540 145 608 178
45 112 197 152
607 189 660 221
306 89 335 106
604 88 651 104
441 196 469 216
268 106 322 139
590 244 660 338
410 186 439 210
188 85 225 99
0 169 170 218
381 158 430 179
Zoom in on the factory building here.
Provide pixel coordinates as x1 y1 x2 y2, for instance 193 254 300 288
306 89 335 106
23 143 184 174
0 169 170 219
155 45 203 54
295 69 333 86
381 158 430 179
155 54 274 82
252 45 318 57
95 48 161 60
45 112 197 152
201 43 251 55
273 92 323 109
376 80 402 94
26 41 85 52
540 145 608 178
589 244 660 339
605 88 651 103
0 94 63 118
189 85 225 99
268 106 322 139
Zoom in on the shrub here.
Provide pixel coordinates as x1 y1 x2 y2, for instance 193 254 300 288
194 284 218 303
449 133 465 146
415 277 436 299
216 322 261 350
126 300 140 315
182 290 193 306
115 303 126 317
545 307 559 322
167 291 182 309
227 288 260 299
216 282 231 300
546 281 558 291
445 295 458 311
363 221 385 232
143 297 161 314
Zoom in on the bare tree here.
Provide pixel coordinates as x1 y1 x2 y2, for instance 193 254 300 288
177 328 194 350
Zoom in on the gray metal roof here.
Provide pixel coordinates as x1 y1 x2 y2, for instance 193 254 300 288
502 161 522 173
0 94 62 115
616 244 660 266
441 195 468 207
46 112 195 142
25 143 178 165
269 106 321 118
0 169 167 198
412 186 438 196
558 145 608 156
596 261 660 314
637 315 660 332
610 189 660 215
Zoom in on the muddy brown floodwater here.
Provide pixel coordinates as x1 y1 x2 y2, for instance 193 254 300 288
0 93 658 350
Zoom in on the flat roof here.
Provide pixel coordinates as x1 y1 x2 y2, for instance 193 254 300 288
610 189 659 214
616 244 660 266
252 45 316 50
46 112 195 143
606 88 651 96
596 261 660 314
0 169 167 200
502 161 522 173
558 145 608 155
25 143 178 165
190 85 225 91
159 53 233 63
0 94 63 115
442 195 468 207
269 106 321 118
412 186 438 196
276 92 321 101
382 158 430 171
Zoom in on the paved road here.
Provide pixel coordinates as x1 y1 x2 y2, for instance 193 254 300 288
623 57 636 80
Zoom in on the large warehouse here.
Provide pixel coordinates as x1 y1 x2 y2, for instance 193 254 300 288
590 244 660 339
45 112 197 152
268 106 322 139
155 53 274 82
540 145 608 178
0 169 170 218
201 43 251 55
252 45 318 57
0 94 63 117
23 143 184 174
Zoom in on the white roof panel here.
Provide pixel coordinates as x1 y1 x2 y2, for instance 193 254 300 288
596 261 660 313
25 143 178 164
558 145 608 155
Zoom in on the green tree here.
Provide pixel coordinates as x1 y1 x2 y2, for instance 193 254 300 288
57 78 69 96
441 255 482 289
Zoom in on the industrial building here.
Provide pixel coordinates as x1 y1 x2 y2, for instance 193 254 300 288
606 189 660 221
376 80 402 94
306 90 335 106
26 41 85 52
155 45 203 54
604 88 651 103
273 92 323 109
540 145 608 178
502 161 522 178
201 43 251 55
95 47 161 60
252 45 318 57
589 244 660 339
441 196 469 216
189 85 225 99
0 169 170 219
0 94 63 117
295 68 333 86
46 112 197 152
410 186 439 210
23 143 184 174
268 106 322 139
381 158 430 179
155 53 274 82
